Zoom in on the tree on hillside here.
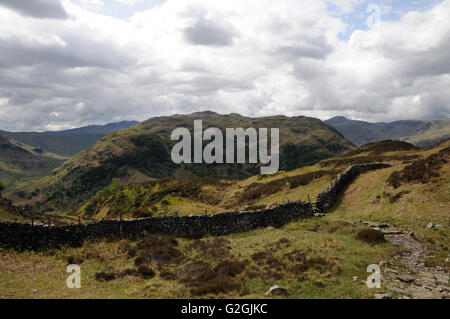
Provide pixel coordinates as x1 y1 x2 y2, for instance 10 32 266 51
0 182 5 194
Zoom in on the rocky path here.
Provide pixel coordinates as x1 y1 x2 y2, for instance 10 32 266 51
360 221 449 299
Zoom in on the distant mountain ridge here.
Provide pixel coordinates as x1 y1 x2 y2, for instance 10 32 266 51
0 121 139 157
9 112 355 213
44 121 139 136
325 117 450 148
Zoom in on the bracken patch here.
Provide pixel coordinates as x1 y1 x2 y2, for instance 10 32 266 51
177 259 246 296
387 147 449 189
134 235 183 267
188 237 232 259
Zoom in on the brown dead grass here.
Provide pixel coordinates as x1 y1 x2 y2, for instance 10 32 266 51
237 170 338 205
344 140 420 157
133 235 183 267
320 155 420 168
187 237 232 259
177 259 247 296
387 147 449 188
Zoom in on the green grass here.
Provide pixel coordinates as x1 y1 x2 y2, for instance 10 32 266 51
0 217 397 299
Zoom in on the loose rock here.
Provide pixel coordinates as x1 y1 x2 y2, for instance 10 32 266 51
265 285 288 296
388 286 408 294
375 293 392 299
434 274 449 284
396 275 414 283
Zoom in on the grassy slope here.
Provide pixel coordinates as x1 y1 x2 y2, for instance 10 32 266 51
0 219 398 299
0 135 65 192
0 207 24 222
73 140 436 220
75 165 338 220
0 140 448 299
401 119 450 148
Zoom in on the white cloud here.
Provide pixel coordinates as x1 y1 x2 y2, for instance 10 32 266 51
0 0 449 131
328 0 361 13
80 0 104 11
115 0 144 6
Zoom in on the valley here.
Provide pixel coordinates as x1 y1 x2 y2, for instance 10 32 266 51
0 121 139 192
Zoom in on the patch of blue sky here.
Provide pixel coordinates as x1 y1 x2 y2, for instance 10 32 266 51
327 0 444 41
71 0 166 19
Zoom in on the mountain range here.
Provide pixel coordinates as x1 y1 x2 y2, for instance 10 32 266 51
3 112 450 215
325 117 450 148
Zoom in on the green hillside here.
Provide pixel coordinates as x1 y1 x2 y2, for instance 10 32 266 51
0 134 64 191
7 112 355 213
74 139 443 221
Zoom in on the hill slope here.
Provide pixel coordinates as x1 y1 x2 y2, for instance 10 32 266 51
325 117 450 148
0 121 139 157
1 139 448 299
9 112 355 213
75 139 446 221
0 134 64 191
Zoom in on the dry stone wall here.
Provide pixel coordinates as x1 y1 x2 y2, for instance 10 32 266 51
0 163 390 250
315 163 391 213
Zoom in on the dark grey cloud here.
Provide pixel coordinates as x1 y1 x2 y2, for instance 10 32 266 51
184 17 235 46
169 74 255 95
0 33 136 69
0 0 68 20
277 36 334 60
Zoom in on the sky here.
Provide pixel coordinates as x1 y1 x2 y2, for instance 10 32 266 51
0 0 449 131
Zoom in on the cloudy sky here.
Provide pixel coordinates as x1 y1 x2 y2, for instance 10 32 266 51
0 0 449 131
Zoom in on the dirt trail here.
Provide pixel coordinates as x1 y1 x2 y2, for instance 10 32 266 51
385 234 426 273
361 222 449 299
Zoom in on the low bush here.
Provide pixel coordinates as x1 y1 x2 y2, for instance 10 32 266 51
188 238 232 259
356 229 385 244
95 271 116 282
134 235 183 267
